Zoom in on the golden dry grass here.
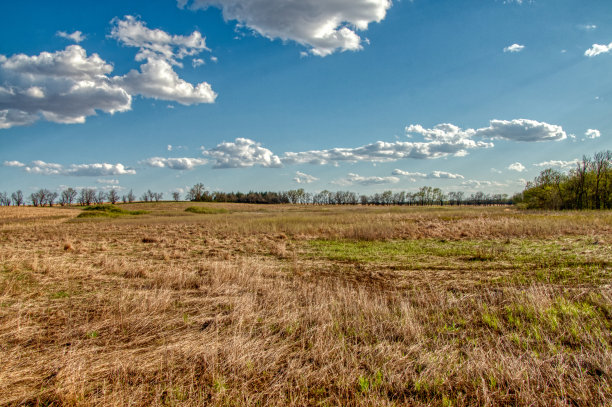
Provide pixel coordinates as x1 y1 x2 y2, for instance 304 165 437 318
0 204 610 406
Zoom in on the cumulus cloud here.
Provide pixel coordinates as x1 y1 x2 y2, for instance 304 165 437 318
114 58 216 104
460 180 506 188
474 119 566 142
56 30 86 43
0 18 218 129
293 171 318 184
507 162 526 172
180 0 392 56
13 160 136 176
97 178 119 185
3 160 25 167
504 43 525 53
392 169 464 179
0 45 131 128
585 129 601 139
533 159 579 169
110 15 209 66
203 138 282 168
333 172 399 186
585 42 612 57
140 156 208 170
110 16 217 105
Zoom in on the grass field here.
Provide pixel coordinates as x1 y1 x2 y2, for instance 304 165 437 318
0 203 610 406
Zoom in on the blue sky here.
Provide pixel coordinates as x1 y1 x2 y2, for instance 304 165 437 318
1 0 611 198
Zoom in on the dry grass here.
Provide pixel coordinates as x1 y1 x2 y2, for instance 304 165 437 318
0 204 610 406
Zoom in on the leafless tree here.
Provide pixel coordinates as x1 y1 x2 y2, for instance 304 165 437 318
11 190 24 206
108 189 119 204
60 188 77 206
96 191 107 204
0 192 10 206
172 192 180 202
127 189 135 203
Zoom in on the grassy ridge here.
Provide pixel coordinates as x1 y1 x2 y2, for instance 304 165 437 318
77 204 149 218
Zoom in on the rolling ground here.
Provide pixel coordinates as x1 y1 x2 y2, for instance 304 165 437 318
0 203 611 406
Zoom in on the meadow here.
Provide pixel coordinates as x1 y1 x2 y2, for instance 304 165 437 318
0 203 610 406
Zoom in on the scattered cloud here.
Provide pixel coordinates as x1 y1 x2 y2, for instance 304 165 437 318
392 169 464 179
507 162 525 172
179 0 392 56
16 160 136 176
110 15 209 66
585 42 612 57
491 168 503 174
192 58 205 67
3 160 25 167
579 24 597 31
293 171 319 184
97 178 119 185
503 43 525 53
533 159 578 169
585 128 601 139
114 58 216 104
474 119 567 142
460 179 506 188
0 45 131 128
203 138 282 168
56 30 86 43
333 172 399 186
140 157 208 170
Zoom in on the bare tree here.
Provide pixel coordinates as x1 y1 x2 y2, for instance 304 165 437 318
78 188 96 206
96 191 107 204
47 191 59 206
127 189 135 203
0 192 10 206
172 191 180 202
153 192 163 202
11 190 24 206
60 188 77 206
108 189 119 204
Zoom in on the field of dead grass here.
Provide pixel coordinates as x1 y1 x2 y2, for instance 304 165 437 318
0 203 610 406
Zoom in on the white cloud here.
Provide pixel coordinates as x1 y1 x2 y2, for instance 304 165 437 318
107 16 217 105
333 172 399 186
56 30 86 43
585 42 612 57
474 119 566 142
533 159 579 169
140 157 208 170
0 45 131 128
110 16 209 66
203 138 282 168
460 180 506 188
97 179 119 185
3 160 25 167
579 24 597 31
392 169 464 179
585 129 601 139
114 58 217 104
504 43 525 53
192 58 205 67
180 0 392 56
20 160 136 176
167 144 173 151
293 171 319 184
507 162 526 172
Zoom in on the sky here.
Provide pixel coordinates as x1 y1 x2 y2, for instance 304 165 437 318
1 0 611 198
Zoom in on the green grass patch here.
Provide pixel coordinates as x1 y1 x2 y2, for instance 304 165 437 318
184 206 229 214
77 204 148 218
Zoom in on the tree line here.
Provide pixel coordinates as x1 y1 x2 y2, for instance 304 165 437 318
0 183 512 207
513 150 611 210
184 183 512 206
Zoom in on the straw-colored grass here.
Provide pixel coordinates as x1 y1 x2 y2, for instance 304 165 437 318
0 204 610 406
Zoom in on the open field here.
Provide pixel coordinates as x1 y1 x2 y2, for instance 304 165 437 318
1 203 611 406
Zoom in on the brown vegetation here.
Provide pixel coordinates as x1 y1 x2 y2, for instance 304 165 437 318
0 204 610 406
